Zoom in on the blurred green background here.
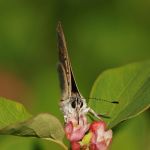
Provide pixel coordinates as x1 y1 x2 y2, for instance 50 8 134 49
0 0 149 149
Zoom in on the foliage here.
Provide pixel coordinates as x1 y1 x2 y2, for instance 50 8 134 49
0 61 149 149
89 61 150 128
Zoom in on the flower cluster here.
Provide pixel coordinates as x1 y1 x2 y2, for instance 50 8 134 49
65 115 112 150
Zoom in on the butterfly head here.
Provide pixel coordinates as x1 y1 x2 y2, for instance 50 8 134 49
60 95 89 123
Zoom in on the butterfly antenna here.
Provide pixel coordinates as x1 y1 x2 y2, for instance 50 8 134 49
87 97 119 104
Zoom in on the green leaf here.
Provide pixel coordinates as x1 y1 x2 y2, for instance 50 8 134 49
110 112 150 150
0 113 65 141
0 97 31 128
89 61 150 128
0 98 66 149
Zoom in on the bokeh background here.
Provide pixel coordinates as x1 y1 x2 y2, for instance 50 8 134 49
0 0 149 149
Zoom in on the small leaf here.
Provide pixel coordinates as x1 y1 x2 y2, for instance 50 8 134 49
89 61 150 128
0 113 65 142
0 98 66 149
0 97 31 128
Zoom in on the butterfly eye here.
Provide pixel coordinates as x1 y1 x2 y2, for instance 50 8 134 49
80 101 83 108
71 100 76 109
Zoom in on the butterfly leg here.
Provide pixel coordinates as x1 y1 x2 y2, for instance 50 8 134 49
88 108 102 120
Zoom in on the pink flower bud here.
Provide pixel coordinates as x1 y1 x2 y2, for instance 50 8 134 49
71 141 81 150
65 115 90 142
89 121 112 150
64 116 113 150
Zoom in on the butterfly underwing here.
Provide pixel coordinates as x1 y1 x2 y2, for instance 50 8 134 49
56 22 100 123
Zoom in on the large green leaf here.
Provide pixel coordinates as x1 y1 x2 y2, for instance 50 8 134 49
0 98 66 149
89 61 150 128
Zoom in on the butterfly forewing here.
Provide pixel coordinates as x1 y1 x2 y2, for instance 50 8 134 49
57 23 71 100
57 22 81 100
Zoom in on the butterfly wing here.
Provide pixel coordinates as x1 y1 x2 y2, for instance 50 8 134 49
57 22 81 101
57 22 101 121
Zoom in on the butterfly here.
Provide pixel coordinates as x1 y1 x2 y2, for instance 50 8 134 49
56 22 100 123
